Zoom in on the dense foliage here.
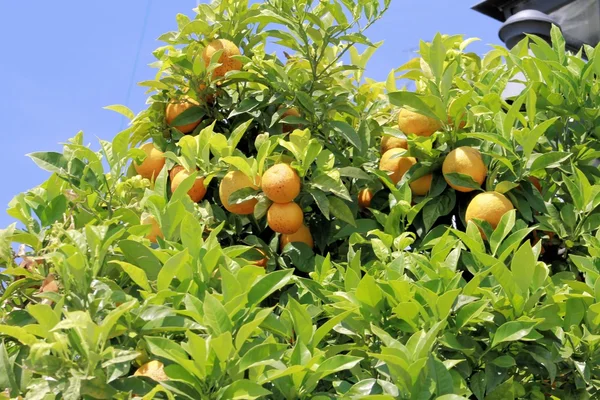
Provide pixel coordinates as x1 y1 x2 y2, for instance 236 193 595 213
2 0 600 398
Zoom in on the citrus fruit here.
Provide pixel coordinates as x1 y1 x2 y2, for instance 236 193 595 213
380 135 408 154
169 165 185 181
358 188 373 209
134 360 168 382
397 108 442 137
281 107 301 133
134 143 165 180
261 164 301 203
280 224 314 251
202 39 242 78
219 171 259 215
410 174 433 196
165 98 200 134
141 213 163 243
267 202 304 234
465 191 514 231
379 148 416 184
442 147 487 192
171 170 206 202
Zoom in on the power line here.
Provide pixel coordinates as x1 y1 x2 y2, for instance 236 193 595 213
121 0 153 130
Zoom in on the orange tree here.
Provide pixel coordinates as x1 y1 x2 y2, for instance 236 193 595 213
2 1 600 399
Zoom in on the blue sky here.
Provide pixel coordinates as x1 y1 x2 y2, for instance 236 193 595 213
0 1 501 228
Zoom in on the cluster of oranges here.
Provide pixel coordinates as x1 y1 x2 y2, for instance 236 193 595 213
132 38 515 253
363 109 514 233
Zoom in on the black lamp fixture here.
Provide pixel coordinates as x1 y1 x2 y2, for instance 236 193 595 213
472 0 600 50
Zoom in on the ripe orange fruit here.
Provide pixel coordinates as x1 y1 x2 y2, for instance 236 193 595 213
166 98 201 134
261 164 301 203
141 213 163 243
410 174 433 196
171 170 206 202
280 224 314 251
379 148 416 184
134 360 168 382
397 109 442 137
442 147 486 192
219 171 259 215
465 191 514 231
134 143 165 180
169 165 185 181
202 39 242 78
358 188 373 209
380 135 408 154
281 107 301 133
267 202 304 234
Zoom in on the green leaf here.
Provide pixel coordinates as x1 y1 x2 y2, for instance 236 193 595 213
238 343 287 372
203 293 233 335
287 298 313 344
111 261 152 292
564 298 585 329
120 240 163 280
456 300 488 328
356 274 383 310
0 325 38 346
330 121 362 151
170 106 204 128
443 173 482 191
528 152 570 172
247 270 294 307
103 104 135 120
0 342 18 395
328 196 356 227
27 152 68 173
157 250 190 292
219 379 271 400
491 321 538 348
388 92 442 122
511 241 536 295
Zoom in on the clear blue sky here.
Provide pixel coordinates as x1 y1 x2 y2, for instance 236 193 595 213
0 1 501 228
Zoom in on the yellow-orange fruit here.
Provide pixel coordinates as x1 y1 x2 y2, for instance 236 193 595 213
141 213 163 243
281 107 301 133
379 148 416 184
397 108 442 137
169 165 185 181
442 147 487 192
202 39 242 78
358 188 373 209
166 98 200 134
219 171 259 215
280 224 314 251
380 135 408 154
171 170 206 202
465 191 514 231
267 202 303 234
134 143 165 180
410 174 433 196
134 360 168 382
261 164 301 204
